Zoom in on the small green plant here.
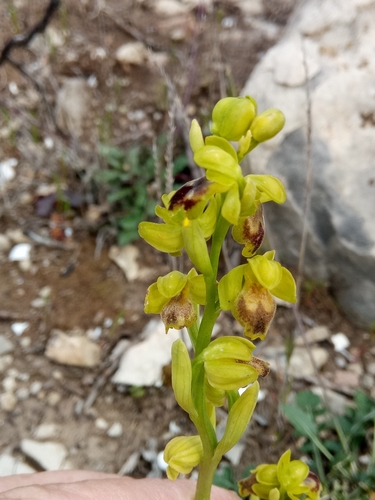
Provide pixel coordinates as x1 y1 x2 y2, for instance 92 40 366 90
139 97 321 499
283 389 375 499
97 141 188 246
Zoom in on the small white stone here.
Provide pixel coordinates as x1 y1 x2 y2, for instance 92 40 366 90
31 298 46 308
107 422 123 438
16 387 30 400
45 330 101 368
156 450 168 471
52 370 63 380
20 336 31 348
9 82 19 95
18 372 30 382
95 418 109 430
9 244 31 262
11 322 29 336
0 235 11 252
39 286 52 299
29 381 43 395
0 159 17 185
20 440 69 471
3 376 17 392
87 327 102 340
44 137 54 149
0 392 17 411
0 453 36 476
0 355 13 373
47 392 61 406
116 42 148 67
0 335 14 356
103 318 113 328
331 333 350 352
33 423 60 439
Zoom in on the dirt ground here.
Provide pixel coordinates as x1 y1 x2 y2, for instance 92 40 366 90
0 0 373 483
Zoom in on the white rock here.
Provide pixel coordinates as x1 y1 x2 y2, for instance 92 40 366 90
21 440 70 471
109 245 152 281
153 0 189 16
0 393 17 411
9 244 31 262
29 381 43 395
87 327 102 340
115 42 148 67
33 423 61 439
2 376 16 392
295 326 330 345
11 322 29 336
20 336 31 348
47 391 62 406
56 78 89 137
0 355 13 372
0 454 36 476
39 286 52 299
156 451 168 471
31 298 46 308
107 422 123 438
224 442 245 466
331 333 350 352
16 387 30 400
288 347 329 378
45 330 101 368
0 336 14 356
0 235 11 252
0 159 17 185
112 319 191 387
311 386 352 415
95 418 108 430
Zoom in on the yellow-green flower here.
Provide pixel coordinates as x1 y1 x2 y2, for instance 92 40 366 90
200 336 269 390
145 269 206 332
238 450 321 499
218 252 297 340
164 435 203 480
211 96 257 141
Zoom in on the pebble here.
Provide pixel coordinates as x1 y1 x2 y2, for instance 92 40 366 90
29 381 43 395
95 418 109 430
361 374 374 390
0 393 17 411
20 337 31 348
0 453 36 476
8 244 31 262
334 356 347 369
331 333 350 352
11 322 29 336
288 347 329 378
109 245 152 282
3 377 16 392
47 392 61 406
367 362 375 376
33 423 61 439
0 235 11 252
45 330 101 368
107 422 123 438
115 42 148 67
16 387 30 400
0 336 14 356
21 440 70 471
156 451 168 471
0 355 13 373
294 326 330 346
333 370 359 388
31 298 46 308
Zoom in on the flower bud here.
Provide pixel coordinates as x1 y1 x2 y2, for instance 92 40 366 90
202 337 259 390
232 281 276 341
211 96 256 141
164 435 203 480
189 119 204 153
161 286 197 332
232 204 265 257
250 108 285 143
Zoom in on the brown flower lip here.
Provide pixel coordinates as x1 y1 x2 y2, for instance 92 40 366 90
168 177 212 211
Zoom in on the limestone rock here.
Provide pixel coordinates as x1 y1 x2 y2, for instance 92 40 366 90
288 347 329 378
20 440 71 471
295 326 330 345
109 244 152 281
0 454 35 476
115 42 148 68
242 0 375 327
45 330 101 368
56 78 89 137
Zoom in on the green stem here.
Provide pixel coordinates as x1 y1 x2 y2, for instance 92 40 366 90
195 455 221 500
209 213 231 277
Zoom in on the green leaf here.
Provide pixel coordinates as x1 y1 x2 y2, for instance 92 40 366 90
213 465 237 492
282 404 333 460
107 188 130 203
295 390 322 412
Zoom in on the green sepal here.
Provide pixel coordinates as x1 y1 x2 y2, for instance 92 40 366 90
240 177 257 216
214 381 259 458
138 221 183 254
237 129 252 163
182 218 212 275
144 282 169 314
250 108 285 143
157 271 188 298
221 183 241 225
248 255 282 291
269 266 297 303
211 96 256 142
205 360 259 391
188 274 207 305
250 175 286 204
171 339 197 417
205 135 238 162
218 264 246 310
194 146 242 185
